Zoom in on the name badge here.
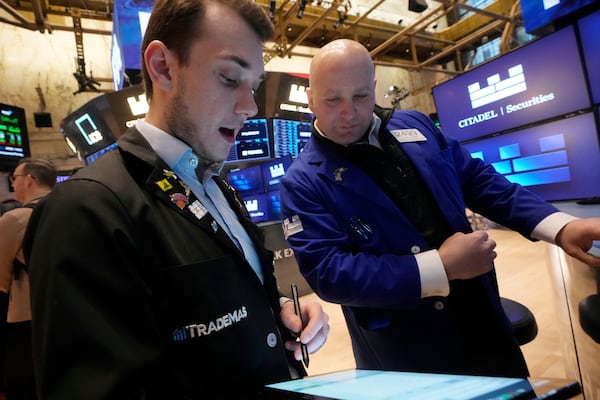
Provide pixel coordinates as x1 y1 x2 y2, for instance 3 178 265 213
390 129 427 143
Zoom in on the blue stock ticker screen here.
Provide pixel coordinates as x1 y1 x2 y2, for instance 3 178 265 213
462 112 600 202
272 118 312 159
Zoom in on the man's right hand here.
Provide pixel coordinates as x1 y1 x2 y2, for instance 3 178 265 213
438 230 496 281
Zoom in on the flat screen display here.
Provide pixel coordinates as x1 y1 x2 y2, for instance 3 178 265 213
61 97 117 159
242 192 270 224
104 84 148 136
111 0 154 89
0 103 31 172
263 369 543 400
432 26 590 143
462 112 600 202
255 72 312 121
226 164 265 195
265 190 282 222
578 9 600 105
261 155 293 192
62 85 148 161
225 118 271 163
272 118 312 158
521 0 598 34
85 142 119 165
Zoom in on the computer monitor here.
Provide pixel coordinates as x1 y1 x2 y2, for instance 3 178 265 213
521 0 597 34
432 25 590 143
85 142 119 165
272 118 312 158
265 190 282 222
225 118 272 163
578 9 600 105
462 111 600 202
263 368 581 400
242 192 270 224
226 164 265 195
0 103 31 172
261 155 293 192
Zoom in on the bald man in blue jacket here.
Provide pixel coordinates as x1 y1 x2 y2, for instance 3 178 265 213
280 39 600 378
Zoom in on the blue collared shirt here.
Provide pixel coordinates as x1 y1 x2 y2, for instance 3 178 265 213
136 119 263 283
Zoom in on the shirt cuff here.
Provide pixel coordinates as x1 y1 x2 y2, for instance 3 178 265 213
279 296 293 307
530 212 578 244
416 250 450 298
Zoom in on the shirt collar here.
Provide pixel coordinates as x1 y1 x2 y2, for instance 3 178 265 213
313 112 383 148
136 119 223 180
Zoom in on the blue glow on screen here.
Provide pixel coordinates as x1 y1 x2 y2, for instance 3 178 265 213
462 112 600 201
226 164 264 195
521 0 597 33
578 9 600 104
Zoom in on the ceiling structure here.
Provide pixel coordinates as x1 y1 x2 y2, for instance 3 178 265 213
0 0 525 79
259 0 524 76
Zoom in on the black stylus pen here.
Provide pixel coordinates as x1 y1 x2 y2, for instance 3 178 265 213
291 283 310 368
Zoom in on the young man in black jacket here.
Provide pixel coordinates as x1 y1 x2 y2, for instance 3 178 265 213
25 1 330 399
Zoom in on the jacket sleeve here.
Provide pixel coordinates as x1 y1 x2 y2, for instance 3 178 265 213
398 110 559 237
27 179 161 400
445 128 560 236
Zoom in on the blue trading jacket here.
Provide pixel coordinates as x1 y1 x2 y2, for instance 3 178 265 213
280 107 559 376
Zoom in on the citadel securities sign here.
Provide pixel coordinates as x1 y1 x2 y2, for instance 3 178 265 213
432 25 590 143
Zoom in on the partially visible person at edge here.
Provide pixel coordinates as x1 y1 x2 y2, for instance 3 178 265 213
24 1 329 399
0 158 57 400
279 38 600 379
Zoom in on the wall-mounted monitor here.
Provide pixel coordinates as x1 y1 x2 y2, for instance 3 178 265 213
462 112 600 202
272 118 312 158
578 9 600 105
265 190 282 222
226 164 265 196
61 98 118 160
111 0 154 89
242 192 270 224
104 84 148 136
255 72 312 121
225 118 271 163
521 0 598 34
261 155 293 192
61 85 148 161
432 26 590 143
85 142 119 165
0 103 31 172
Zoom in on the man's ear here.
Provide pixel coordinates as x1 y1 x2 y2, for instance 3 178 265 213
144 40 174 91
306 87 314 111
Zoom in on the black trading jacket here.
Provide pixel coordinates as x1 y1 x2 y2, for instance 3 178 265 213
25 128 304 400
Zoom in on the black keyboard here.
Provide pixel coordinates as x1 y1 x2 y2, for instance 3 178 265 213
576 197 600 205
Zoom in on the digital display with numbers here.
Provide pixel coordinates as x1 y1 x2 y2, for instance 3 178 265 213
0 103 31 172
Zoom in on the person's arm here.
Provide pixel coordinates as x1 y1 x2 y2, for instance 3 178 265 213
555 218 600 267
28 181 161 400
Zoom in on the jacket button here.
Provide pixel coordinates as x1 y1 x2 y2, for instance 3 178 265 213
267 332 278 348
411 245 421 254
434 301 444 310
